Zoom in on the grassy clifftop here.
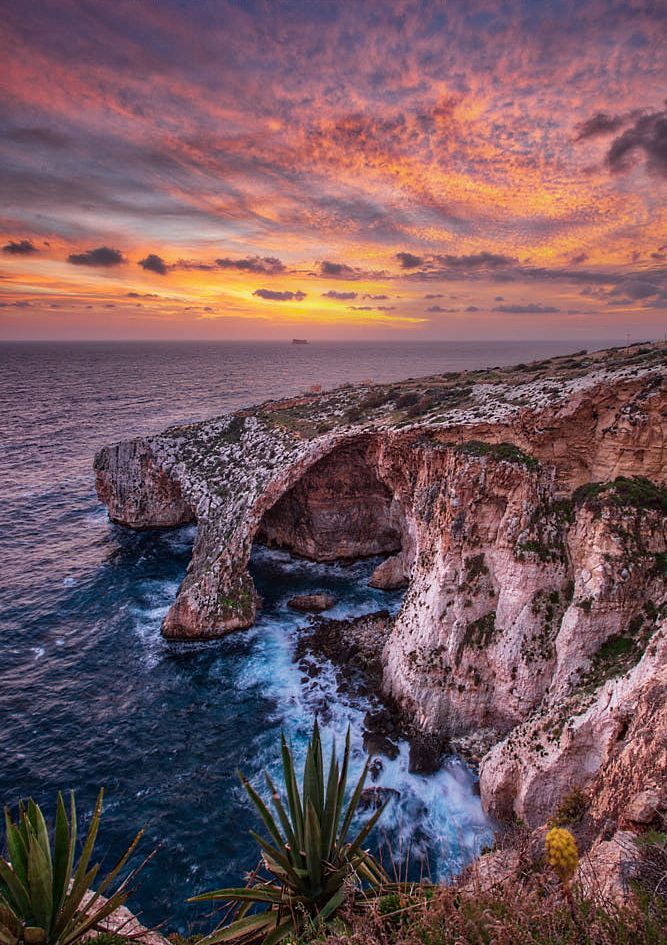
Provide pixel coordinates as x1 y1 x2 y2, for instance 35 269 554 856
242 342 667 438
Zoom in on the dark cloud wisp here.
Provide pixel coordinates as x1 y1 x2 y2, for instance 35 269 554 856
493 303 560 313
606 107 667 178
2 239 38 255
216 255 285 274
435 252 517 270
68 247 124 267
253 288 306 301
139 254 168 275
575 106 667 178
403 251 518 278
319 260 358 278
396 252 423 269
575 112 626 140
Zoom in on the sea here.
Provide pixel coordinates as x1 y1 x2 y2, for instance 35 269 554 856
0 340 603 931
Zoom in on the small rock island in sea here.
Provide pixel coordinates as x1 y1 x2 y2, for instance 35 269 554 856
95 342 666 897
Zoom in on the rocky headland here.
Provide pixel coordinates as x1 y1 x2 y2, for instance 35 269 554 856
95 342 666 887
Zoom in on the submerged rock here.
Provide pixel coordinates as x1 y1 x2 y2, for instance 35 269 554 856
359 786 401 811
287 592 335 612
295 610 393 680
408 732 447 774
364 706 402 739
369 758 384 781
363 730 400 760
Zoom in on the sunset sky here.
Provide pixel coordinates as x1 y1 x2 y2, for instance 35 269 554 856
0 0 665 341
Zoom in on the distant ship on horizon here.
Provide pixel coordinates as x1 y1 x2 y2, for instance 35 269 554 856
291 338 308 345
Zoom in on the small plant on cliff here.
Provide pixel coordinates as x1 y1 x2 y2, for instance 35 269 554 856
455 440 539 469
572 476 667 515
395 391 420 409
548 786 588 828
191 720 388 944
0 789 146 945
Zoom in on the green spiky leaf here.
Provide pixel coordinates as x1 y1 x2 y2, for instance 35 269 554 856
195 720 388 944
0 789 146 945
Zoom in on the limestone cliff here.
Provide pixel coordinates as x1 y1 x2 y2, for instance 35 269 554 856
94 343 667 844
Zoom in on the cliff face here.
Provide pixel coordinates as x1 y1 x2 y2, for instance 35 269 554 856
481 624 667 822
380 444 565 737
94 439 195 528
94 343 667 840
383 467 666 745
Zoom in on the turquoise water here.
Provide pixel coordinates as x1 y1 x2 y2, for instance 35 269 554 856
0 340 590 930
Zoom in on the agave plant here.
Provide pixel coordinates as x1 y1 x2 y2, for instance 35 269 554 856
191 720 389 944
0 789 146 945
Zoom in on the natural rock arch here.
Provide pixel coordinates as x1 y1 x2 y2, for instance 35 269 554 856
157 430 412 639
255 434 405 563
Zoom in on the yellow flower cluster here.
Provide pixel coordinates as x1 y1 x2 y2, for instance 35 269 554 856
545 827 579 884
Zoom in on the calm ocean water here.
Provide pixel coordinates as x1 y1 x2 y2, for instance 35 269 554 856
0 340 598 931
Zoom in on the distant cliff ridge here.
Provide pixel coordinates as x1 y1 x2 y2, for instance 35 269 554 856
95 343 666 870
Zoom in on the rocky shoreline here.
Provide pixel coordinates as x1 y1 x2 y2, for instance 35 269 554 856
94 342 667 890
293 609 450 778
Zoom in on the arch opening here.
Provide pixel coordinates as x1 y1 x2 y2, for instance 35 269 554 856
255 437 405 568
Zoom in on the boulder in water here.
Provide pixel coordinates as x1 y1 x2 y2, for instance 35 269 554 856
368 552 409 589
359 786 400 811
363 729 400 760
408 733 447 774
287 592 335 612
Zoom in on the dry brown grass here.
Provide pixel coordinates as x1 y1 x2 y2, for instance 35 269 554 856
310 847 667 945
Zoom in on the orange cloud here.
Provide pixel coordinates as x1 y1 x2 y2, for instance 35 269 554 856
0 0 665 339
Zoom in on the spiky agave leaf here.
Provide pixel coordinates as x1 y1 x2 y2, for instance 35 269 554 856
192 721 389 944
0 789 146 945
